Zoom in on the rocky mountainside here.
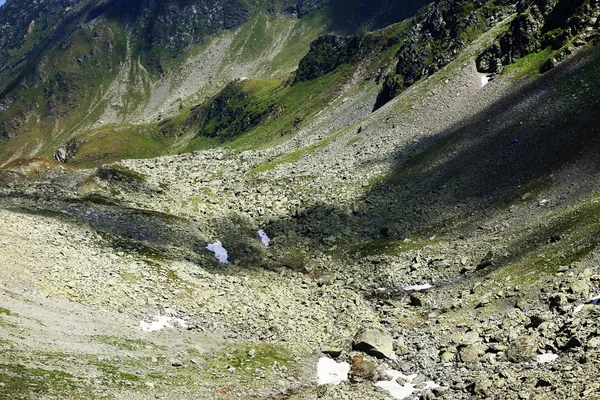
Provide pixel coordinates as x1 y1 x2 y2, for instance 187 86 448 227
0 0 432 165
1 0 600 399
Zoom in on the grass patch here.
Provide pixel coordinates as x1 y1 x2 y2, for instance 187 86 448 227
491 194 600 285
0 364 83 399
503 46 557 81
204 344 293 385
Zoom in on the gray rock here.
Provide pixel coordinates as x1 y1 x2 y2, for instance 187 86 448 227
440 351 455 363
459 345 478 363
568 279 590 299
353 327 393 359
507 335 538 363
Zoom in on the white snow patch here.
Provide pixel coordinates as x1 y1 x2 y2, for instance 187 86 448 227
403 283 433 292
257 230 271 248
481 75 490 87
317 357 350 385
375 370 439 400
206 241 229 263
537 353 559 364
139 315 188 332
574 293 600 313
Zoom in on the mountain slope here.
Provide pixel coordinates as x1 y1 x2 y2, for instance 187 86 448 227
0 0 600 399
0 0 434 166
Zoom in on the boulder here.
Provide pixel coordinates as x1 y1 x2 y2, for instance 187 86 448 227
459 345 479 363
349 357 379 383
353 327 393 359
507 335 538 362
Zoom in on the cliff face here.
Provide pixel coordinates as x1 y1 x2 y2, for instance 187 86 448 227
477 0 600 73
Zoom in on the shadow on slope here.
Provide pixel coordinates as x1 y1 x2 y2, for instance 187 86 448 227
327 0 432 33
264 45 600 276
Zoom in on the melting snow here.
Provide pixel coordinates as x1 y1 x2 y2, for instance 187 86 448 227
206 241 229 263
537 353 559 364
258 230 271 248
574 294 600 313
317 357 350 385
403 283 433 291
481 75 490 87
375 370 439 400
139 315 188 332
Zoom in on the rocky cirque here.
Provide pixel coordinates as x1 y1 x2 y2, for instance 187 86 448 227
2 24 600 400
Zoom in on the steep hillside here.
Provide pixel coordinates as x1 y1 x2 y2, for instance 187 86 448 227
0 0 432 166
1 0 600 399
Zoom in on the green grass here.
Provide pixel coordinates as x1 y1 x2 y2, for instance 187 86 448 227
0 364 83 399
203 344 293 385
490 194 600 285
503 46 557 81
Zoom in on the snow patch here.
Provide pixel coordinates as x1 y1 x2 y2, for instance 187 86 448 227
537 353 559 364
375 370 439 400
574 294 600 313
481 75 490 87
206 241 229 263
257 230 271 248
403 283 433 291
139 315 188 332
317 357 350 385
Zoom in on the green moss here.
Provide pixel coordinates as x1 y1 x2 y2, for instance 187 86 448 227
204 344 293 385
0 308 12 316
0 364 83 399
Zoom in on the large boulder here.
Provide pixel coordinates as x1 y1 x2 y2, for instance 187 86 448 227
507 334 538 362
353 327 394 359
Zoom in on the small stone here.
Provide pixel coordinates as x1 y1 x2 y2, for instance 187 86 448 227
432 386 448 396
322 339 347 358
568 280 590 299
549 293 568 309
440 351 455 363
471 377 492 394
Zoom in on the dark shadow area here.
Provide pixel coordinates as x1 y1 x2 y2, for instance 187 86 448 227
327 0 431 34
263 45 600 275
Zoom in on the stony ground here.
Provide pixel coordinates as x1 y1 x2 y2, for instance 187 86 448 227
1 32 600 400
